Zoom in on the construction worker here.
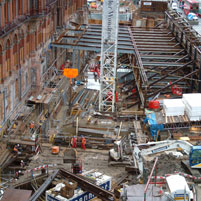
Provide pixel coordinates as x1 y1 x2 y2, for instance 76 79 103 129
15 171 19 179
20 160 25 168
12 123 16 129
13 145 18 154
94 71 98 82
29 122 35 133
81 136 86 150
17 144 22 152
71 136 77 148
61 64 65 72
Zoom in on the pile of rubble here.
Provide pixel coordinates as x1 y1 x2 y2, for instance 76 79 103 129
144 154 185 175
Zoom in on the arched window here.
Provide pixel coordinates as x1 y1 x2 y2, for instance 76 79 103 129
25 72 28 87
38 24 42 45
19 31 24 63
0 45 3 83
42 20 46 42
15 78 19 100
26 26 30 55
18 0 22 15
13 34 18 67
12 0 16 19
35 31 37 50
4 2 8 24
5 39 11 75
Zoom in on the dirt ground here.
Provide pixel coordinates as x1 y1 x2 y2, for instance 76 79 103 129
144 154 186 176
25 145 125 185
79 149 125 182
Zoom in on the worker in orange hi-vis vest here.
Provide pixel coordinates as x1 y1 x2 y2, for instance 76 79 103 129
13 145 18 153
29 122 35 134
71 136 77 148
81 136 86 150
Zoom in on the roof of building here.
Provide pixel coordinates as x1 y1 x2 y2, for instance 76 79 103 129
1 188 32 201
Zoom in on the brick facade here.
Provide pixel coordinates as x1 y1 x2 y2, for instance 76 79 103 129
0 0 87 125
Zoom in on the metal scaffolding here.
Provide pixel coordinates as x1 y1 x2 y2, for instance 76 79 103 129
99 0 120 112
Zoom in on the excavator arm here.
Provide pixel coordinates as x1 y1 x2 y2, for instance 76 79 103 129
133 140 193 175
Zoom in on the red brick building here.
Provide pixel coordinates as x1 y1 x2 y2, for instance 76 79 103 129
0 0 87 125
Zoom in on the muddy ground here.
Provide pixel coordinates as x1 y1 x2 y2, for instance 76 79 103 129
144 154 186 176
25 145 126 185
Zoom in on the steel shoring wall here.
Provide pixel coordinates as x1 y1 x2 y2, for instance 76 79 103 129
165 10 201 91
127 22 199 108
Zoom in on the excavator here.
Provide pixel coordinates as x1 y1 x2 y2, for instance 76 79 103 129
110 139 201 175
133 140 201 175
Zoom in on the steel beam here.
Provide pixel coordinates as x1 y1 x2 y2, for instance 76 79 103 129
77 36 132 42
29 170 59 201
138 48 183 52
137 41 176 45
143 62 190 67
72 49 76 68
77 40 133 46
135 38 176 42
133 36 174 39
191 49 197 90
198 62 201 92
141 55 186 60
50 42 135 54
131 31 169 34
137 45 182 49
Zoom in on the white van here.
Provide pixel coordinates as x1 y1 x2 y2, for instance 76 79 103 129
165 175 194 201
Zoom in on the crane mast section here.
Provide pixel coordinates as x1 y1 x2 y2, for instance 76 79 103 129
99 0 120 112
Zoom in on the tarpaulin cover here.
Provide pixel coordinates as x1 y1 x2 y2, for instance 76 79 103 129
144 113 164 140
